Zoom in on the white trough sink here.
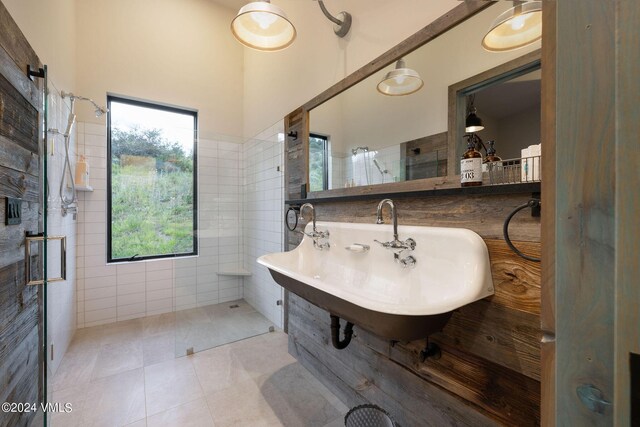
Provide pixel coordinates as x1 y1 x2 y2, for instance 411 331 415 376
258 221 494 341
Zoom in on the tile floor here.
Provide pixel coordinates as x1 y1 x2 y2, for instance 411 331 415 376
49 302 347 427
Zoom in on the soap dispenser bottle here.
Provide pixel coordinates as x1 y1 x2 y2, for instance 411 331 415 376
75 155 89 188
484 140 502 163
461 137 482 187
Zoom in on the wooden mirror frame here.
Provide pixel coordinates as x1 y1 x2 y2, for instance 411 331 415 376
284 1 494 201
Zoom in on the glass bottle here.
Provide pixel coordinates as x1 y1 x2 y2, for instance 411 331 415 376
484 140 502 163
461 137 482 187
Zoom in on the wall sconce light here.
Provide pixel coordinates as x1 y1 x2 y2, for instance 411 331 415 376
377 59 424 96
231 1 296 51
465 94 485 133
482 1 542 52
231 0 351 52
317 1 351 38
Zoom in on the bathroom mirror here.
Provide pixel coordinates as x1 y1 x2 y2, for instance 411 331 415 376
448 53 540 176
306 2 541 193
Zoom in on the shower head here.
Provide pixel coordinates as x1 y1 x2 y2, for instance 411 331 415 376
61 91 109 117
351 146 369 156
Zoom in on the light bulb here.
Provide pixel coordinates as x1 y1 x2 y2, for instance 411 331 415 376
510 14 526 31
251 11 278 30
394 75 407 85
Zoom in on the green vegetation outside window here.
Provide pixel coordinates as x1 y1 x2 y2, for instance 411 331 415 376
309 134 328 192
107 96 197 262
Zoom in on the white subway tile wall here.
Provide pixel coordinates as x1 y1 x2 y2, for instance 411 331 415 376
76 124 244 327
45 82 78 376
242 122 285 328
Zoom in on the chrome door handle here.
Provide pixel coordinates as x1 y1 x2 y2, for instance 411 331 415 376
25 233 66 285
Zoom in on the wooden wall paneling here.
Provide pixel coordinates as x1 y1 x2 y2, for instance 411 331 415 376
555 0 615 424
0 44 38 110
0 3 44 426
485 239 540 315
0 74 39 153
311 194 541 242
291 294 540 426
364 333 540 426
432 300 541 381
540 0 556 425
0 135 39 175
288 294 499 427
614 0 640 423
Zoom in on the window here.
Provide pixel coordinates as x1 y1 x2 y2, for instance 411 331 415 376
107 96 197 262
309 133 329 192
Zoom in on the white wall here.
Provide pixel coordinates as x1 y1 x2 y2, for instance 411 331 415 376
3 0 76 90
74 0 244 138
243 0 461 138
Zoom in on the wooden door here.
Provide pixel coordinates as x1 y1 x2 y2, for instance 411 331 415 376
0 2 45 427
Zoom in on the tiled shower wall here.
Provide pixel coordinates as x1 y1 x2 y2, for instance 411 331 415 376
173 139 244 312
75 123 243 327
46 82 78 375
242 123 285 328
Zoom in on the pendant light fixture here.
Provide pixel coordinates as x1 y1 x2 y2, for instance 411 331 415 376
465 94 484 133
231 0 351 52
482 1 542 52
231 1 296 51
377 59 424 96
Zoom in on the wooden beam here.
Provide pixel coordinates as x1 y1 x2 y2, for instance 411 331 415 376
540 0 557 425
555 0 615 424
614 0 640 423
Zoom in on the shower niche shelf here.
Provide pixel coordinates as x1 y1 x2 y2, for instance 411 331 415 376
217 268 252 277
75 185 93 192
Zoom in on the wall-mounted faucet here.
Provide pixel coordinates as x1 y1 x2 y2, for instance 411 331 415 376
374 199 416 268
299 203 330 250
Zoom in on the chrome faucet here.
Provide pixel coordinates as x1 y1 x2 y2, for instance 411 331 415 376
374 199 416 267
299 203 330 250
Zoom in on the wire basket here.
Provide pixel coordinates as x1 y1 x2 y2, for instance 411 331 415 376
344 404 397 427
486 155 541 185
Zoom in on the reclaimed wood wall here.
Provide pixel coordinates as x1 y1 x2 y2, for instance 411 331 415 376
0 2 44 427
285 112 543 427
554 1 616 424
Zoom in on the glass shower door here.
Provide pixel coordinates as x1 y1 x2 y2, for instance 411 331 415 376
173 133 275 358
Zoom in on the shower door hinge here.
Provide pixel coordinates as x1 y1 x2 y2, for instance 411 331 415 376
27 65 45 81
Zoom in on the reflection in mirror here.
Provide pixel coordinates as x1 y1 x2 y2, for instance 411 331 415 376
308 2 541 191
464 68 541 161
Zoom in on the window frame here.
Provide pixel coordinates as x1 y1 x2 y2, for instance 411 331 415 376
106 95 198 263
309 133 329 191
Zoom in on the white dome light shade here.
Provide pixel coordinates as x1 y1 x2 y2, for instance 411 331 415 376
482 1 542 52
377 59 424 96
231 1 296 51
